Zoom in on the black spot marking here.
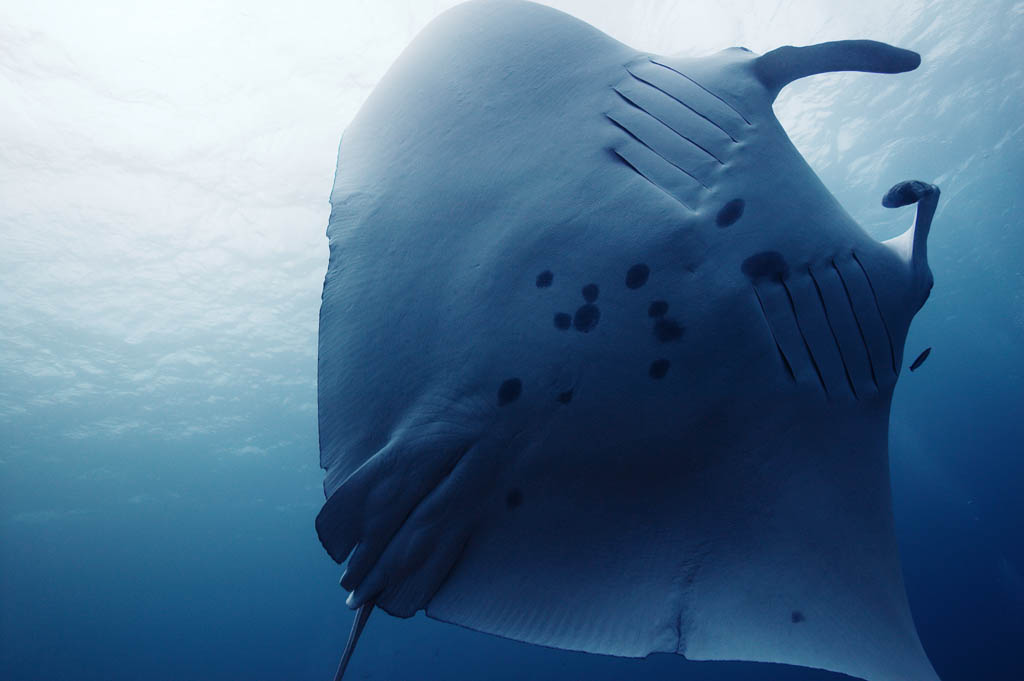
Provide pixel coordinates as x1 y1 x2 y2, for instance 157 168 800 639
582 283 599 302
553 312 571 330
909 347 931 372
506 488 523 509
497 378 522 406
648 300 668 317
716 198 745 227
557 389 573 404
654 318 684 342
741 251 790 282
625 264 650 289
649 359 670 379
535 270 553 288
573 304 600 332
791 611 805 624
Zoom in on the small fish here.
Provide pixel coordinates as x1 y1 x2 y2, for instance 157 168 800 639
909 347 932 371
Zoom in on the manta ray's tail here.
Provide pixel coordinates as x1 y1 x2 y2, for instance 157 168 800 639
330 601 374 681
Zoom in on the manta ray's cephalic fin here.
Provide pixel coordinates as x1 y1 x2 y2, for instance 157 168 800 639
755 40 921 100
882 180 940 313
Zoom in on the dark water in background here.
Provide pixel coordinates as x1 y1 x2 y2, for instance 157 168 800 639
1 1 1022 680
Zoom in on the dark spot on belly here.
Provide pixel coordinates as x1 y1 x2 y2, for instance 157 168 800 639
582 283 599 302
716 198 745 227
553 312 571 330
557 389 574 404
649 359 670 379
654 318 684 342
625 264 650 289
573 304 600 332
506 488 523 509
648 300 668 317
535 270 553 288
741 251 789 282
791 610 805 623
497 378 522 406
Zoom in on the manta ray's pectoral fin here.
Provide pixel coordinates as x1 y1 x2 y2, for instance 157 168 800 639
316 390 501 625
755 40 921 99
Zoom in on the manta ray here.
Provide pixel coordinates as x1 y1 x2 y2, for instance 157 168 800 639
314 2 944 680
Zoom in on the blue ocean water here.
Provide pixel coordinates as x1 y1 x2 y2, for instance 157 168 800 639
1 1 1021 680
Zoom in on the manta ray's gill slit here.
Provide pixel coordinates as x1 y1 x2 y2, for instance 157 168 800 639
604 112 711 190
780 279 829 396
830 259 880 391
751 286 796 381
807 266 859 399
622 65 739 144
612 87 726 165
851 251 898 375
609 145 697 212
648 58 752 126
